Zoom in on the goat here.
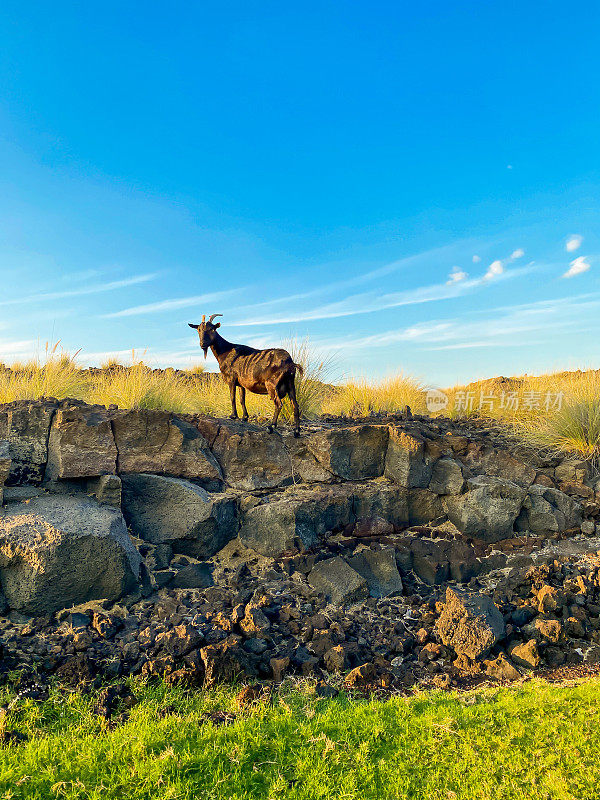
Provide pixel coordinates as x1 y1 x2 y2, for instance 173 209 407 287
189 314 303 436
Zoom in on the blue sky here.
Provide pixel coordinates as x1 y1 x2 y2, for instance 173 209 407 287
0 1 598 386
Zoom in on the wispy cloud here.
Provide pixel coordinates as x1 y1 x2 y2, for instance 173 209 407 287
310 293 600 357
472 255 481 263
230 263 535 327
510 248 524 260
103 289 240 318
0 274 157 308
566 235 583 253
563 256 590 278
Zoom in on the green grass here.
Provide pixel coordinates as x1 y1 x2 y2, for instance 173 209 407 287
0 677 599 799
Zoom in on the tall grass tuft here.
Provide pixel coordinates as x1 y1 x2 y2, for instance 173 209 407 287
516 370 600 463
89 357 197 414
322 372 425 417
0 342 85 404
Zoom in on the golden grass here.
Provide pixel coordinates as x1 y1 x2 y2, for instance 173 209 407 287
322 373 426 417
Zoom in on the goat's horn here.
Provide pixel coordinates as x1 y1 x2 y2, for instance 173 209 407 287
201 315 206 323
208 314 223 323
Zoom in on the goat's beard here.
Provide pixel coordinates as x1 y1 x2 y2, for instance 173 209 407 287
202 347 208 359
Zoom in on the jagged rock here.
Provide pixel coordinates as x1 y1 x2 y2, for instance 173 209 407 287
407 489 443 525
113 410 222 486
45 405 117 480
201 638 254 686
515 485 583 534
436 587 505 660
0 441 10 505
352 479 409 528
0 495 140 614
308 556 368 605
444 476 526 542
385 428 433 488
305 425 389 480
428 458 464 496
0 399 58 485
509 639 541 669
121 474 237 557
344 662 377 688
197 418 291 490
484 653 521 681
239 485 354 556
346 547 403 597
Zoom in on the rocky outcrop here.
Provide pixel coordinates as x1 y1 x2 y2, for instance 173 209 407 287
0 495 140 614
0 398 597 627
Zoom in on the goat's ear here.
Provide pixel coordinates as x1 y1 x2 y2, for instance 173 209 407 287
188 323 199 329
214 323 221 329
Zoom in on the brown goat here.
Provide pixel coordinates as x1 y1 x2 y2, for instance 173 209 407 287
189 314 303 436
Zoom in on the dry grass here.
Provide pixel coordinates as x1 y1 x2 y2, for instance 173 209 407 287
322 373 426 417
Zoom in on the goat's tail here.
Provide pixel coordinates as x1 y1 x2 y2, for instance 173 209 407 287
293 362 304 376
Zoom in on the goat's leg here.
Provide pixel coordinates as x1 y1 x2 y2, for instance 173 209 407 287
288 378 301 437
266 382 282 433
229 382 238 419
239 387 249 421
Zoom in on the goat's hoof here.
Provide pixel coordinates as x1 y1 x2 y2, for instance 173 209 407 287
293 430 300 438
241 415 249 422
229 414 238 420
267 425 274 434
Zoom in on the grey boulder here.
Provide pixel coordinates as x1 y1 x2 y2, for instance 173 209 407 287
113 410 222 487
121 474 238 558
444 476 526 542
239 485 354 556
516 485 583 534
308 556 368 605
346 547 403 597
0 495 140 614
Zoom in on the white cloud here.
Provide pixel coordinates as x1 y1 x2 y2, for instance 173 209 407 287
103 289 239 318
511 248 525 260
472 255 481 263
0 274 157 308
566 235 583 253
446 267 468 285
563 256 590 279
483 260 504 280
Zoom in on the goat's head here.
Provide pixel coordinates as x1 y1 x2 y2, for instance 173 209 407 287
188 314 223 357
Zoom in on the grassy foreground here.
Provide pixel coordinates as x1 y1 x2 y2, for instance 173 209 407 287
0 677 599 799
